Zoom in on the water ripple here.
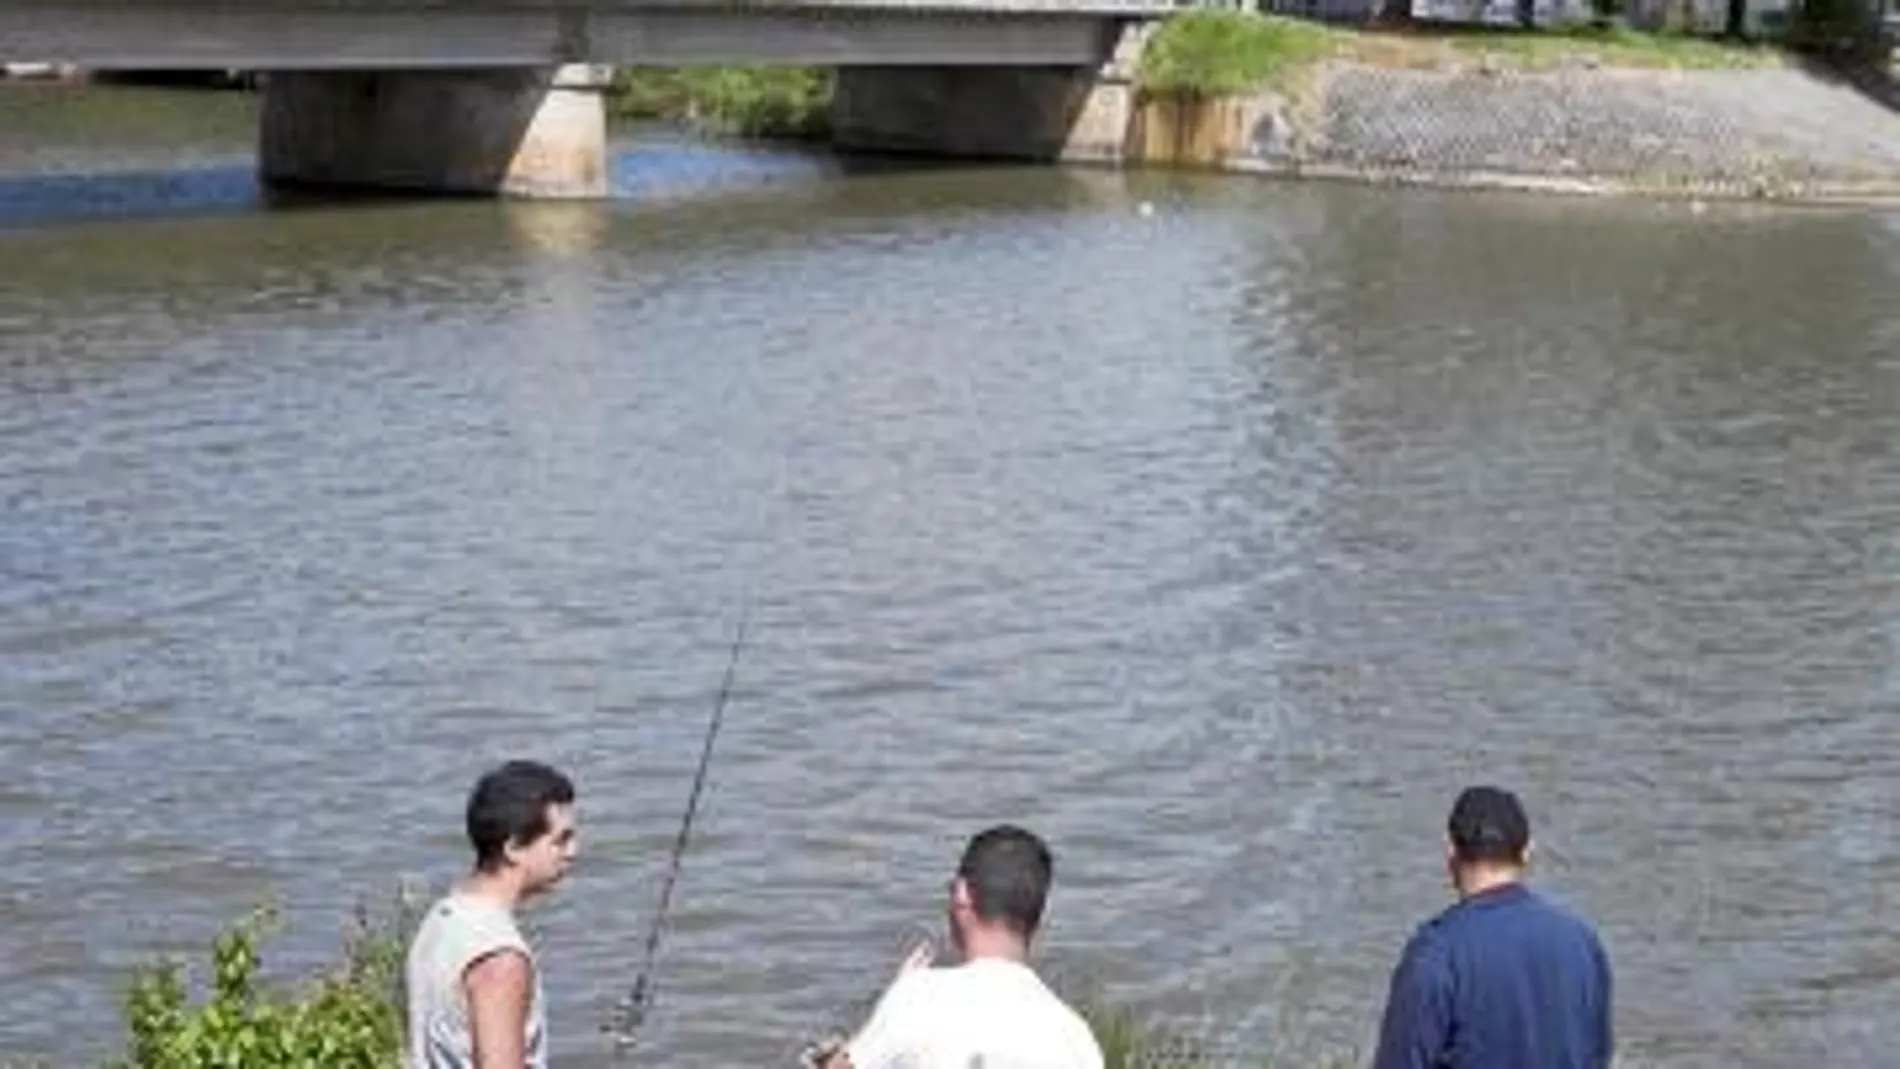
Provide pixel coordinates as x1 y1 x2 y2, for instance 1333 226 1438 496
2 101 1899 1068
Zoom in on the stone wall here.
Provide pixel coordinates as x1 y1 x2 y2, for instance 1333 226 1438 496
1130 62 1900 201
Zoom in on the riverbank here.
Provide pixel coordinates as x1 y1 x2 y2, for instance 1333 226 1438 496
14 21 1898 204
603 17 1900 204
1126 12 1900 203
75 905 1352 1069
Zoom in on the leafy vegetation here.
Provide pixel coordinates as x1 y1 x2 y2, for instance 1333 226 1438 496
105 897 417 1069
1139 10 1342 96
610 66 834 138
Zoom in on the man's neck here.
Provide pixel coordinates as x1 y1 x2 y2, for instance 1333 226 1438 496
1456 866 1524 901
957 927 1029 965
457 868 525 911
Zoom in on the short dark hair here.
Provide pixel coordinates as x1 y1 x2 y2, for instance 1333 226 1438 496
467 760 575 872
1447 785 1531 865
956 825 1055 938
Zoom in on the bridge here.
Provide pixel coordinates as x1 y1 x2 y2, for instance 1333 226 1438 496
0 0 1178 197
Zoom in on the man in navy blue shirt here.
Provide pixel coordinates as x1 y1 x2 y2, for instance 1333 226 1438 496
1372 786 1613 1069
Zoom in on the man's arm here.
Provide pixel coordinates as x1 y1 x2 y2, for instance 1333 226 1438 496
465 949 533 1069
1371 931 1453 1069
817 941 935 1069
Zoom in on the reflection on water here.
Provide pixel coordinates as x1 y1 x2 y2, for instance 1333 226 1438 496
2 84 1899 1069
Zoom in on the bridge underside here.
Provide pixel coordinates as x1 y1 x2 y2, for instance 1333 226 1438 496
0 5 1122 68
2 3 1155 198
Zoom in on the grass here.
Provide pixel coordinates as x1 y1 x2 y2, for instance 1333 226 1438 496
1138 10 1784 98
1074 993 1359 1069
1414 21 1784 70
1082 999 1217 1069
1139 10 1343 96
609 66 833 139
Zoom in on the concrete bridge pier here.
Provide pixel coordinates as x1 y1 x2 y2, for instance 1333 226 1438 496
829 23 1145 163
258 63 611 198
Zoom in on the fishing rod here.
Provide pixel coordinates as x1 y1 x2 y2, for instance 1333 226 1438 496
606 608 751 1052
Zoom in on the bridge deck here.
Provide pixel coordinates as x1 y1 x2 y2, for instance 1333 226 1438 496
2 0 1182 70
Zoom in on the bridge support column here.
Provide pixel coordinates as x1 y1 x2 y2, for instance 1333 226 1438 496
259 64 610 198
828 23 1144 163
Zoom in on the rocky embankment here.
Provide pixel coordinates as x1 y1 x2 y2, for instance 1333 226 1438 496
1136 61 1900 202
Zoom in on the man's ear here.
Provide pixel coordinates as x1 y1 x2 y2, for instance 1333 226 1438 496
1523 837 1537 867
950 876 975 915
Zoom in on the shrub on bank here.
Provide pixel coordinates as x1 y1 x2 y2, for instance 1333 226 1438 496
1138 11 1338 97
611 67 834 138
109 902 413 1069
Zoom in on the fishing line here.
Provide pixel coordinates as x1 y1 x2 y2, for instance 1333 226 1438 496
605 605 752 1051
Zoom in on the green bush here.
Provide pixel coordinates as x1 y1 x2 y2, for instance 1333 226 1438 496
114 900 414 1069
611 67 834 138
1139 11 1338 98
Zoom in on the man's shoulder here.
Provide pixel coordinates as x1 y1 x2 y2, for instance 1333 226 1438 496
1007 974 1104 1069
927 962 1101 1034
1520 889 1608 943
1447 887 1610 966
1401 895 1518 966
859 963 1104 1069
1404 905 1460 953
409 894 532 968
1054 996 1107 1067
1015 967 1105 1064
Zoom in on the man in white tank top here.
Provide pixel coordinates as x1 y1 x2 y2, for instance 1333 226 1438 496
406 760 579 1069
820 825 1104 1069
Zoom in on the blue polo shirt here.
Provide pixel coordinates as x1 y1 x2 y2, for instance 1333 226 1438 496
1372 882 1613 1069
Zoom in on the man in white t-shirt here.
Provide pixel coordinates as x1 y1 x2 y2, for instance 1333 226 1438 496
406 760 580 1069
821 824 1104 1069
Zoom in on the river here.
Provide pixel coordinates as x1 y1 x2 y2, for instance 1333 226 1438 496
2 82 1898 1068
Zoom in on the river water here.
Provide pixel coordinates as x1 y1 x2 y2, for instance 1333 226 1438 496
2 83 1898 1068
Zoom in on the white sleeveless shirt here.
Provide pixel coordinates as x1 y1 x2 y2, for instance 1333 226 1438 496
405 892 548 1069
